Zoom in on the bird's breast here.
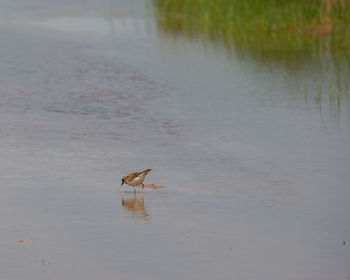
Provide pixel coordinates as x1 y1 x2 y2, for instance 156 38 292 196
132 175 143 185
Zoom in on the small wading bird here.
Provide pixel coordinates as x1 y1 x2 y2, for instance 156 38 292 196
121 169 152 192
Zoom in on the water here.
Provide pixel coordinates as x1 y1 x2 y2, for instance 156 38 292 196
1 0 350 279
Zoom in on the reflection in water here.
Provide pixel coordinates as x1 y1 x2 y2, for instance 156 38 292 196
121 193 150 220
153 0 350 117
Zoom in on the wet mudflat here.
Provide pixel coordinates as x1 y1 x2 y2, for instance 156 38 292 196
0 0 350 279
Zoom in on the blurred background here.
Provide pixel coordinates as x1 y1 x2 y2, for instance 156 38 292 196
0 0 349 279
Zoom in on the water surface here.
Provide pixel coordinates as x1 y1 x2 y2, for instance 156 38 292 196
0 0 349 279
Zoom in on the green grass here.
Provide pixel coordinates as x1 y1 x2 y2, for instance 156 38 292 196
154 0 350 55
153 0 350 116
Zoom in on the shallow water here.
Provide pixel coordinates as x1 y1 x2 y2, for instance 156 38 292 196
1 0 350 279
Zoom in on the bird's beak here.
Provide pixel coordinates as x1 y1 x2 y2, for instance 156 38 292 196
121 179 124 186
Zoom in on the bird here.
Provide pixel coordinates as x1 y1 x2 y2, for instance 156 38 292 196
121 169 152 192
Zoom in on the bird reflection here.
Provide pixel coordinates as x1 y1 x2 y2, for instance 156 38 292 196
121 192 150 220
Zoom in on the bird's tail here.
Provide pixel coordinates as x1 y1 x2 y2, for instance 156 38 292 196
142 169 152 174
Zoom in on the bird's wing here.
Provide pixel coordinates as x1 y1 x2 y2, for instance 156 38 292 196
123 171 141 180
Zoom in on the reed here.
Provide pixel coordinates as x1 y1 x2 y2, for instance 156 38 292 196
154 0 350 55
153 0 350 116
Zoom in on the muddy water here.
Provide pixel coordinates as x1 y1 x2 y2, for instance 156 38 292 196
1 0 350 279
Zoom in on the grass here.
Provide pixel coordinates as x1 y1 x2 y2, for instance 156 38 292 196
153 0 350 116
153 0 350 55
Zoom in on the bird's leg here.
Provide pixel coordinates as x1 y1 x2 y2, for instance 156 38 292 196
133 186 136 193
141 183 144 190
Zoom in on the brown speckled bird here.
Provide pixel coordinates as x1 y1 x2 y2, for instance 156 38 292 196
121 169 152 192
